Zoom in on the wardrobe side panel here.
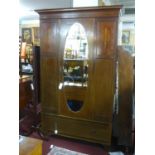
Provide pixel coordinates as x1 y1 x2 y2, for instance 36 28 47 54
40 20 59 114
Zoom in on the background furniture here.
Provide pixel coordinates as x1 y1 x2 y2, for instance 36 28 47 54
19 135 42 155
19 46 41 136
36 6 121 147
32 46 41 108
19 41 33 76
112 46 134 152
19 76 33 118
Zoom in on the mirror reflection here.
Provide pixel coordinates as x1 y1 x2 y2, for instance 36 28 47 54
63 23 88 87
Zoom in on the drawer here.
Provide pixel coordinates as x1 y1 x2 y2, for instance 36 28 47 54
42 114 112 144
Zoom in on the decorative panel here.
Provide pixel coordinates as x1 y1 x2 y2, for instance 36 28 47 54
96 19 117 58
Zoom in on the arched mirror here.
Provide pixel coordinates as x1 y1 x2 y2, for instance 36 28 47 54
63 23 89 87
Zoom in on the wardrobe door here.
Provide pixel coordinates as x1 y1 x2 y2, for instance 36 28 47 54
58 19 95 119
40 20 59 114
92 59 115 122
92 19 117 122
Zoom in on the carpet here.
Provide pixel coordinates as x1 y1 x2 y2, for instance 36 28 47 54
109 152 124 155
47 145 89 155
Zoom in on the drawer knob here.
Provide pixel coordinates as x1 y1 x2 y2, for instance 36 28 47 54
54 129 58 134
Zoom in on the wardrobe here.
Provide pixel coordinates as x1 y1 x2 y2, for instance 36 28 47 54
36 6 122 146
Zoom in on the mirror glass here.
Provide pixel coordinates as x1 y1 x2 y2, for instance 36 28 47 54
63 23 88 87
67 99 83 112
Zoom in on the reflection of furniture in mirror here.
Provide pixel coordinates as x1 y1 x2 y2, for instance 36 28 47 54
63 23 88 87
36 6 121 147
63 59 88 87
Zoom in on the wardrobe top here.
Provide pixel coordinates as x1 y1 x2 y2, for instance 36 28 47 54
35 5 122 14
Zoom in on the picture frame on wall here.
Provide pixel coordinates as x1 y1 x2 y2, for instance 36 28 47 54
122 30 130 44
33 27 40 46
22 28 32 44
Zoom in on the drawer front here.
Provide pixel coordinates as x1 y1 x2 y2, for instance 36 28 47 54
42 114 112 144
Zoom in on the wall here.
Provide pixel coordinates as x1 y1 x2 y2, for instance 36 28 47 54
118 15 135 54
73 0 111 7
73 0 98 7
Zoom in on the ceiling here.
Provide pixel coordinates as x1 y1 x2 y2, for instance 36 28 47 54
19 0 135 21
20 0 73 10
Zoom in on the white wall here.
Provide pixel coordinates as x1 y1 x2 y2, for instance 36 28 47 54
73 0 98 7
